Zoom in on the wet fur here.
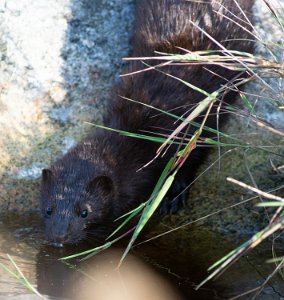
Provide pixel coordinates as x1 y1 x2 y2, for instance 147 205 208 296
40 0 254 245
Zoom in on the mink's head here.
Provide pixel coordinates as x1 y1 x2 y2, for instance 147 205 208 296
39 159 115 247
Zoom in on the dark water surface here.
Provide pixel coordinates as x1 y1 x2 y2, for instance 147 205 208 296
0 214 283 300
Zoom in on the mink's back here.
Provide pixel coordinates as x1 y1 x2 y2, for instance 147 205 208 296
104 0 254 135
132 0 253 55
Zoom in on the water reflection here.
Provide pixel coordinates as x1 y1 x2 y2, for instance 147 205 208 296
0 214 283 300
37 247 183 300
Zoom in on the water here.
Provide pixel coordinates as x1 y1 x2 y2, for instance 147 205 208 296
0 214 283 299
0 215 41 299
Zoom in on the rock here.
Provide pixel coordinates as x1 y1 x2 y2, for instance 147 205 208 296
0 0 134 212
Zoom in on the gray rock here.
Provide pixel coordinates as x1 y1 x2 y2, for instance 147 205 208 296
0 0 134 212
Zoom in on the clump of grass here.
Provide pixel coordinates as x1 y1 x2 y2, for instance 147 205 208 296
194 0 284 296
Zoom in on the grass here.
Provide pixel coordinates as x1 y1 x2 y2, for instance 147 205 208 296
193 1 284 296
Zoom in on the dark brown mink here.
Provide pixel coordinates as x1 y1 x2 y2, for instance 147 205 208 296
40 0 255 246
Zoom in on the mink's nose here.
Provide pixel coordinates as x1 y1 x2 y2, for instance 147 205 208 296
55 234 67 243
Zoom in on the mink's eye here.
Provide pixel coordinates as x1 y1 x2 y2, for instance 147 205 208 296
46 207 53 216
80 210 88 218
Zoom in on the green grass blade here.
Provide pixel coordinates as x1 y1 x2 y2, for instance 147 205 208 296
60 242 113 261
106 205 145 240
240 93 253 111
86 104 241 143
208 240 251 271
115 202 147 221
158 92 218 153
204 138 245 147
118 157 176 265
107 157 176 241
179 130 199 157
0 263 22 282
85 122 171 144
148 157 176 198
119 170 177 266
121 96 241 142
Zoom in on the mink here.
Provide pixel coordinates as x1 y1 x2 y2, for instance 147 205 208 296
40 0 255 246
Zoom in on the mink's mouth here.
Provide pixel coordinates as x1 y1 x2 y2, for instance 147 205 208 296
47 241 64 248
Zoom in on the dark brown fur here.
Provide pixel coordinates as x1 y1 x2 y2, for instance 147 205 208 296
40 0 254 246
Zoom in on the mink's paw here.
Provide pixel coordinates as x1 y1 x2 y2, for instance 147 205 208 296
158 179 188 215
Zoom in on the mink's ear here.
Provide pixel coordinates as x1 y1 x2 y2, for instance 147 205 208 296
87 176 114 198
42 169 53 183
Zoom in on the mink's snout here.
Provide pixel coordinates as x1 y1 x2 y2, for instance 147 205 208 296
43 216 76 247
46 230 68 247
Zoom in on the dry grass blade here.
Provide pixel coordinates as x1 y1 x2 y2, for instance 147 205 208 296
263 0 284 30
123 51 284 72
227 177 284 202
157 92 218 155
